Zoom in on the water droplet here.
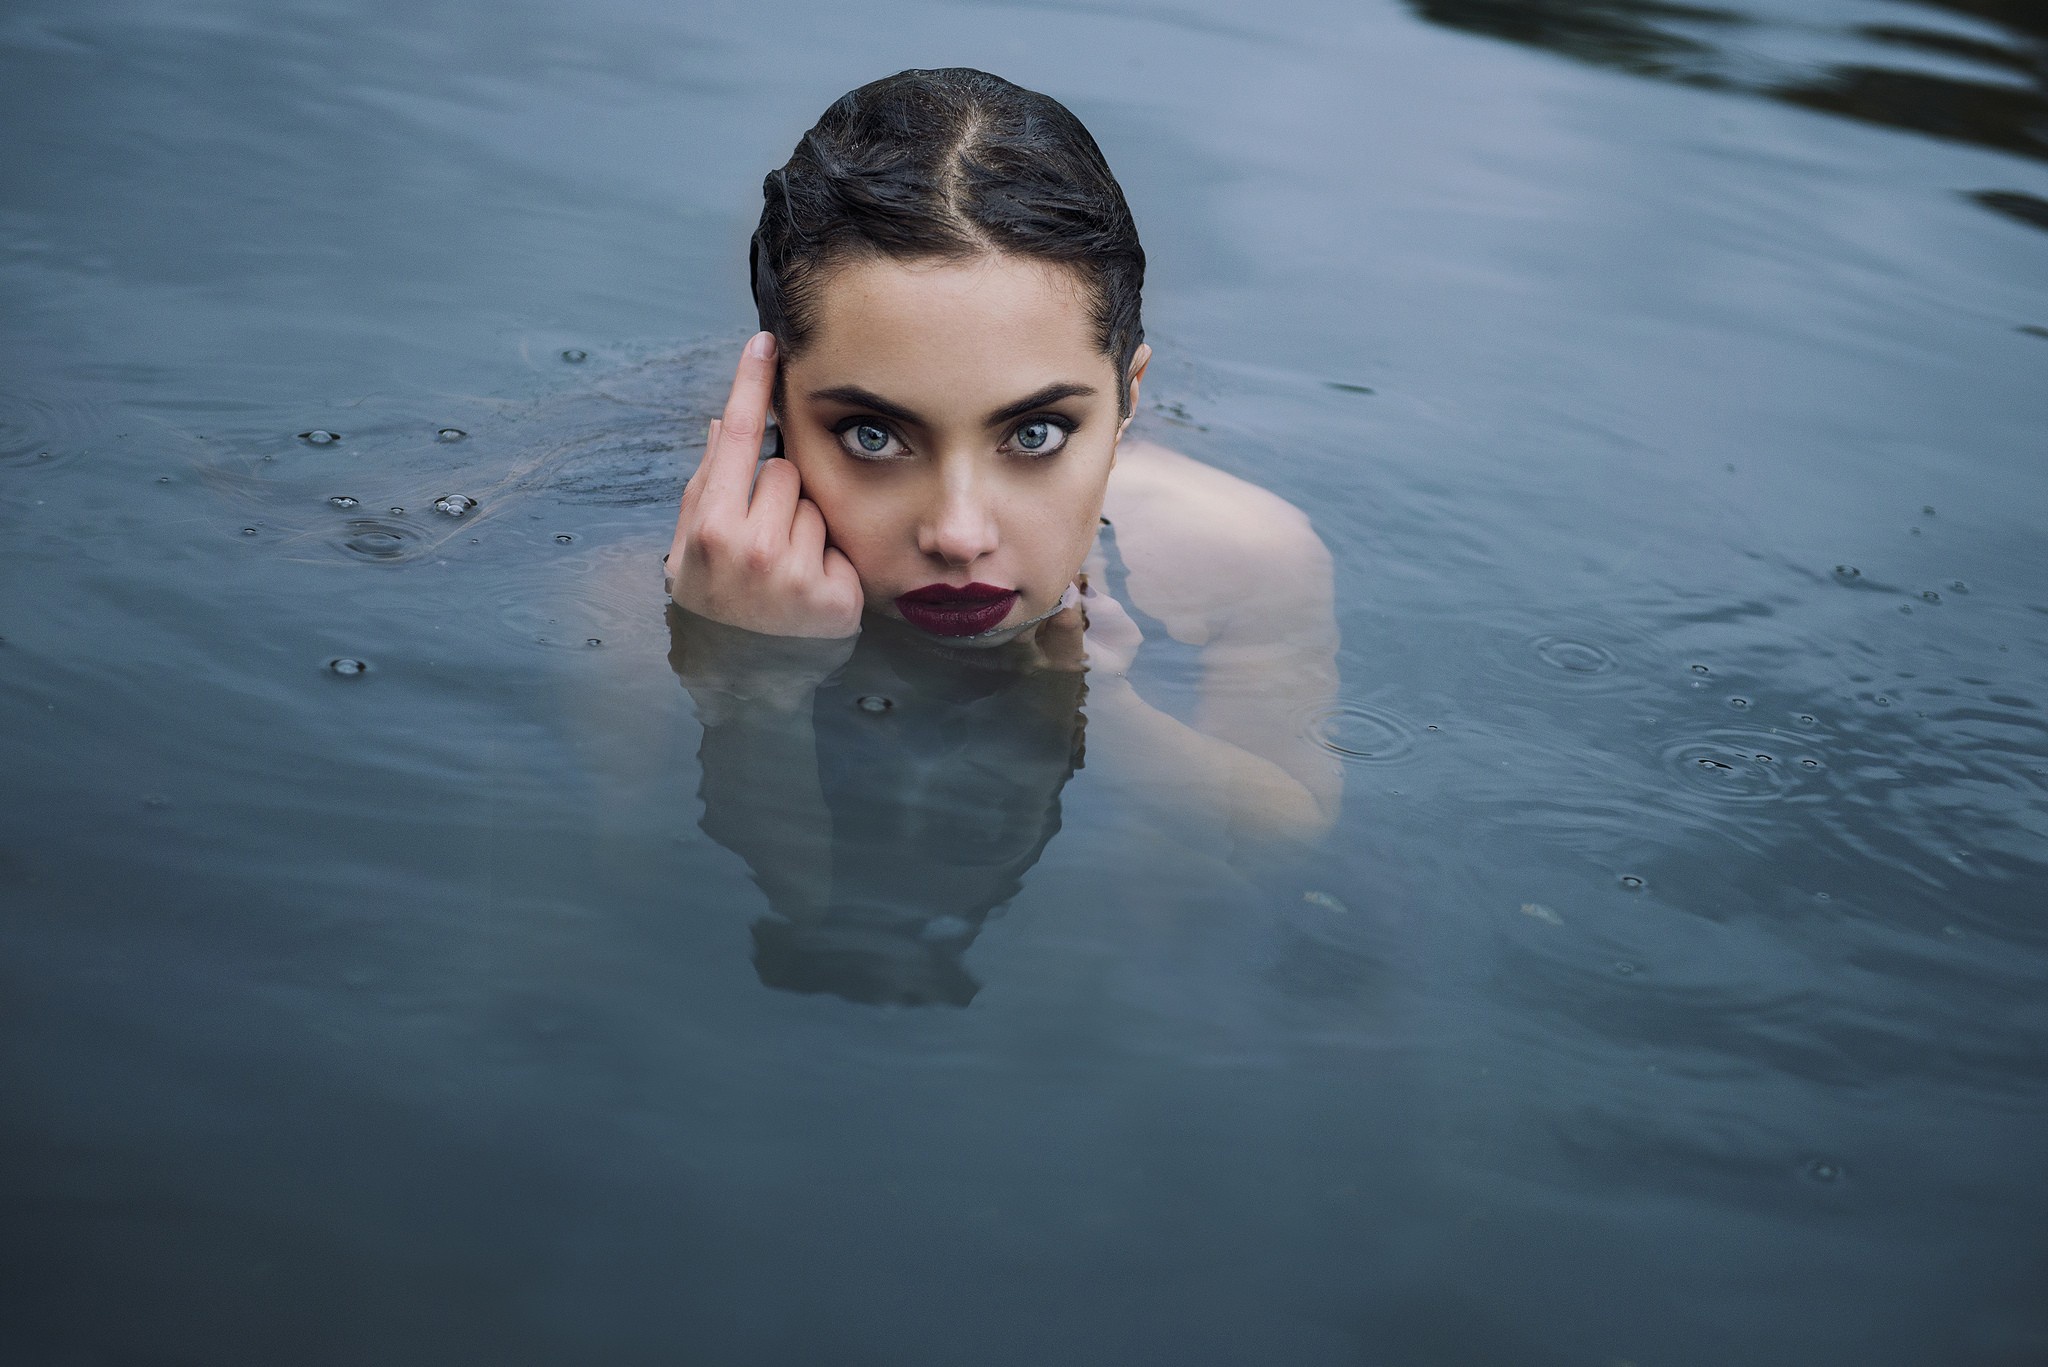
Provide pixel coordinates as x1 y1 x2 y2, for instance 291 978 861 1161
1875 696 1891 707
36 451 51 460
1690 664 1711 675
1833 565 1860 580
299 430 340 446
1425 724 1440 732
388 506 405 516
1798 714 1816 725
1920 590 1940 603
241 527 258 536
1801 758 1821 769
1802 1159 1842 1183
561 348 587 363
1729 696 1749 709
436 427 467 442
1613 960 1638 975
585 637 602 647
327 657 368 677
1754 753 1773 763
156 475 170 484
328 495 358 509
856 694 893 713
433 494 477 517
1619 874 1645 891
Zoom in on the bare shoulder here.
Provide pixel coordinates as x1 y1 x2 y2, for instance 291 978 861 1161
1102 440 1332 646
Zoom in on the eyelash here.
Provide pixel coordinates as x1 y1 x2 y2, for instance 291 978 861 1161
831 416 1078 463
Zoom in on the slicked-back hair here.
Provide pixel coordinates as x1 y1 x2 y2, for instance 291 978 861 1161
751 68 1147 417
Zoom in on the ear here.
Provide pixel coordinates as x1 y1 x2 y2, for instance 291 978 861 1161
1116 343 1153 444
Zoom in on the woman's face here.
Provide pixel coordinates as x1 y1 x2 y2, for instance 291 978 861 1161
778 253 1146 647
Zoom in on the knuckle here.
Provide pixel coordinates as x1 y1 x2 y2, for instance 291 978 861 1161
720 410 762 440
691 521 731 559
741 538 778 575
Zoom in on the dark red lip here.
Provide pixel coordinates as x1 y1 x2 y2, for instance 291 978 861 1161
894 582 1020 637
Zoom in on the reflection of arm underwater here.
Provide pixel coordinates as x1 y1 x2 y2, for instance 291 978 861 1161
679 612 1086 1008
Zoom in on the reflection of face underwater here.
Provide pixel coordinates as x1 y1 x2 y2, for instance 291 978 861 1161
751 639 1087 1007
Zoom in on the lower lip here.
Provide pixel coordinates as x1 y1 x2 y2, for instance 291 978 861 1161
895 591 1020 637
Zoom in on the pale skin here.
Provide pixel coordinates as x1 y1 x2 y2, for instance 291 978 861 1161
666 253 1340 840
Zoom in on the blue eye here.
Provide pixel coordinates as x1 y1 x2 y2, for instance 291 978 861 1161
1012 420 1067 455
837 422 903 459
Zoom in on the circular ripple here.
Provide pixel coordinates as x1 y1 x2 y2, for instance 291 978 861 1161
1660 728 1803 805
334 517 425 563
1303 699 1421 765
0 388 109 468
1531 634 1621 677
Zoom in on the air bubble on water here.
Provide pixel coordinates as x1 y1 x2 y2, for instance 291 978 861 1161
156 475 170 484
1619 874 1645 891
1696 758 1734 772
1950 580 1968 593
1803 1160 1842 1183
1875 695 1891 706
1755 753 1773 763
241 527 258 536
1690 664 1710 674
1729 696 1749 709
299 430 340 445
554 533 574 544
388 506 405 516
1801 758 1821 769
856 694 893 713
436 427 467 442
1816 891 1831 901
1426 724 1440 732
561 349 587 363
1833 565 1860 580
585 638 602 647
327 657 368 677
1899 604 1913 614
1798 714 1816 725
433 494 477 517
328 495 358 509
1922 505 1936 516
1921 590 1940 603
1613 960 1638 975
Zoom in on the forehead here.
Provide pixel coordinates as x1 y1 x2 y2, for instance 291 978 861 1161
795 254 1111 402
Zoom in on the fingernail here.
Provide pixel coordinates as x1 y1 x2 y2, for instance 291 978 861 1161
746 331 776 360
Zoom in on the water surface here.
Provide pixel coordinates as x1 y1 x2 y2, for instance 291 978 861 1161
3 0 2046 1363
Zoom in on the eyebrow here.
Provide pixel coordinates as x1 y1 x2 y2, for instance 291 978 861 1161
807 381 1099 430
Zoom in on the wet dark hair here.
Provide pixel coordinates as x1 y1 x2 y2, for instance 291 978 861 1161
751 68 1146 417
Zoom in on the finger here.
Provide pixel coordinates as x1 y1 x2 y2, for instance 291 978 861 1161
674 418 720 532
747 455 801 535
697 333 778 517
789 496 827 565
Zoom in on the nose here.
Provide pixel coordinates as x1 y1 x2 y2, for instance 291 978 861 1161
916 464 1000 569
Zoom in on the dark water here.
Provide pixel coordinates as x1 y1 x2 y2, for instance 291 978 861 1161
4 0 2046 1362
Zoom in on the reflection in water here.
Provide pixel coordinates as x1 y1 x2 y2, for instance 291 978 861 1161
1411 0 2048 220
676 612 1086 1008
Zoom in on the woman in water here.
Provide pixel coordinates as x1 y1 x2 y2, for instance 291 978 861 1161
665 70 1339 999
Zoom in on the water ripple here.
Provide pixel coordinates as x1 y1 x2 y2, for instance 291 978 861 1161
1302 699 1422 766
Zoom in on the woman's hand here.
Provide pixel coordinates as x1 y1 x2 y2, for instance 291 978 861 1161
664 332 863 639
